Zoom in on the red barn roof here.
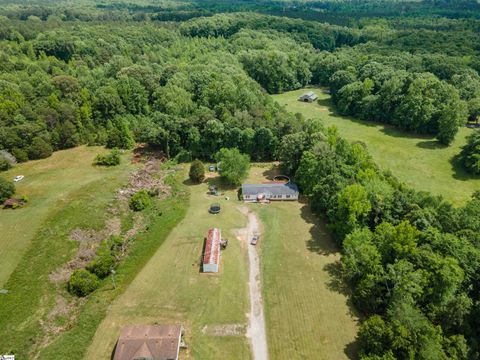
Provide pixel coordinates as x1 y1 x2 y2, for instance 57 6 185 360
203 228 221 266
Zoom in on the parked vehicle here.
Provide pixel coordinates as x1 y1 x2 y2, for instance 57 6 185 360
209 165 215 172
250 233 259 245
13 175 24 182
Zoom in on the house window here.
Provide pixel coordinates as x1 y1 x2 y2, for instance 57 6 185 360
286 195 291 198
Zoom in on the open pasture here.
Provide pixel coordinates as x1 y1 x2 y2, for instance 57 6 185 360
273 88 480 205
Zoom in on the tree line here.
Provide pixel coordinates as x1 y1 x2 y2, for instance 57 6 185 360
1 10 480 169
277 122 480 359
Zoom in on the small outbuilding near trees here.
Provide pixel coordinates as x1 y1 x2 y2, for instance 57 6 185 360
298 91 318 103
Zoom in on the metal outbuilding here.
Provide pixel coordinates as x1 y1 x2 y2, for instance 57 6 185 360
203 228 221 273
298 91 318 102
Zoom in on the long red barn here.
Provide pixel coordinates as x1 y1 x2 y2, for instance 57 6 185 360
203 228 221 273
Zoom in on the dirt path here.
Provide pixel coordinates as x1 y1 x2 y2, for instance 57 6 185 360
237 206 269 360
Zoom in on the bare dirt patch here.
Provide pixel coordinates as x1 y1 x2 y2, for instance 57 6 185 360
202 324 246 336
33 295 87 359
48 219 121 284
117 157 171 201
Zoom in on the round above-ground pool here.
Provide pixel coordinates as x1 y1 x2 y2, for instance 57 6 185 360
209 203 221 214
273 175 290 183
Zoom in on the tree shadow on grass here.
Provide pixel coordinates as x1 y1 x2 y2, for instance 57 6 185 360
300 205 337 256
206 176 238 192
416 140 447 150
300 202 361 359
182 178 195 186
450 153 480 181
262 164 281 180
344 340 360 360
324 260 362 359
317 98 384 129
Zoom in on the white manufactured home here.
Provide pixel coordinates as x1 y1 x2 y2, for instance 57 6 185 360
242 183 299 202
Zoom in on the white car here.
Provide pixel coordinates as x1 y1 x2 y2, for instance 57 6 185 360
13 175 24 182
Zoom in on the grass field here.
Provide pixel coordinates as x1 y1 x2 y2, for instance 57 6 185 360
0 151 189 359
0 146 132 287
245 167 359 360
85 175 251 360
87 166 358 360
273 88 480 205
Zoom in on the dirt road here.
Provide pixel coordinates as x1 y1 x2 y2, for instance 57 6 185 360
237 206 269 360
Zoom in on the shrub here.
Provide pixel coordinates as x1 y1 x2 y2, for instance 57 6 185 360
0 177 15 203
129 189 151 211
12 148 28 163
189 159 205 183
87 252 116 279
175 149 192 163
0 158 12 172
93 148 121 166
28 137 53 160
460 130 480 175
67 269 100 297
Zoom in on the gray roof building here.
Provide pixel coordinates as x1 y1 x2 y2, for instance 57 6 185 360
242 183 299 202
298 91 318 102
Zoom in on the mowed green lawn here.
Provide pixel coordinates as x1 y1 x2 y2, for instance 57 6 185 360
245 167 359 360
85 176 251 360
273 88 480 205
87 166 358 359
0 146 132 287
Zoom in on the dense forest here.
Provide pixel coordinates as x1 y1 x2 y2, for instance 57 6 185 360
1 3 480 164
1 0 480 358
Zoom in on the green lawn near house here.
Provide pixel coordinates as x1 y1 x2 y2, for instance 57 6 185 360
273 88 480 205
85 175 251 360
245 166 359 360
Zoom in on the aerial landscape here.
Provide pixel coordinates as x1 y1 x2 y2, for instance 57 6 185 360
0 0 480 359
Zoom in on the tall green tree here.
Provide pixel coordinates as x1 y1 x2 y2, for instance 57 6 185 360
215 148 250 185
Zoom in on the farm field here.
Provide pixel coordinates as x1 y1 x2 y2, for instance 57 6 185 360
85 174 251 360
273 88 480 205
0 146 133 287
245 167 359 360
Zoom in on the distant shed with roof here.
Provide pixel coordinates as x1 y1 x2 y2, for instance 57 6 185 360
298 91 318 103
242 182 299 202
203 228 221 273
113 324 182 360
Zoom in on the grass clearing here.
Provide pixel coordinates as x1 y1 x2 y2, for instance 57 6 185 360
0 146 132 287
0 149 188 359
245 167 359 360
273 88 480 205
85 175 251 360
